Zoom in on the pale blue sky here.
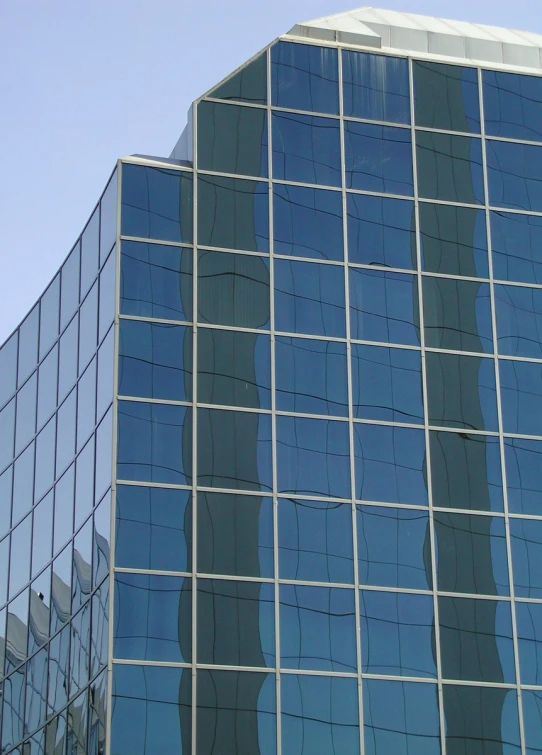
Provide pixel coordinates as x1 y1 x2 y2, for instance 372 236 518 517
1 0 541 344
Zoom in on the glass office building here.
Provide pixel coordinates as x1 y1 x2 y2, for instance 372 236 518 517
3 6 542 754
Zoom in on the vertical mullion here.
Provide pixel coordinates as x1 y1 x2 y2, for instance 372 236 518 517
478 66 527 755
408 57 447 755
191 103 199 755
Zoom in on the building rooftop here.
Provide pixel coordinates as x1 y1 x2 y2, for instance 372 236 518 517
287 6 542 70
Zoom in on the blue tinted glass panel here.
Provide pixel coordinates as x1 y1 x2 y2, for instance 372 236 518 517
423 277 493 353
274 184 343 261
347 194 415 269
434 512 509 596
350 268 420 345
120 240 192 321
431 431 504 512
279 498 354 584
57 314 78 403
426 352 498 432
100 168 117 263
121 163 193 242
277 415 350 499
9 514 31 598
15 372 37 455
198 408 272 492
358 505 431 590
99 246 115 343
517 604 542 685
18 305 39 388
34 418 56 502
272 112 341 187
37 344 58 430
363 678 440 755
198 491 273 579
0 398 15 472
487 140 542 212
197 579 274 667
198 175 269 252
443 686 520 754
198 251 270 329
114 573 191 662
117 400 191 484
280 584 356 671
55 389 76 477
345 121 413 195
354 423 427 505
80 206 100 298
76 358 97 452
272 41 339 114
352 344 424 423
197 100 268 177
275 259 346 338
53 465 74 554
119 319 192 402
361 590 436 677
209 52 267 105
112 664 191 755
523 690 542 755
39 276 60 361
282 675 359 755
495 284 542 358
343 51 410 124
510 519 542 598
414 61 480 132
60 243 80 331
275 336 348 416
500 359 542 436
417 132 484 204
420 203 488 278
491 211 542 284
78 282 98 373
12 441 35 524
484 70 542 142
0 333 17 410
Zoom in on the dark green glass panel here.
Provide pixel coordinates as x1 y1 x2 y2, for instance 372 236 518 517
443 686 520 754
414 61 480 132
209 52 267 104
417 131 484 204
420 203 488 277
197 101 268 177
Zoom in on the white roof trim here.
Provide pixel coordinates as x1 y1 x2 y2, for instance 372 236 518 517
288 6 542 71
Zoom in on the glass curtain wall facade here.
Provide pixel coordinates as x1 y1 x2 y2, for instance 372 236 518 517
4 25 542 755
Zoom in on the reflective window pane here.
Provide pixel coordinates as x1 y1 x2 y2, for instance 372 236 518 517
505 438 542 516
280 584 356 671
209 51 267 104
279 498 354 584
80 205 100 298
439 597 515 683
361 590 436 677
272 112 341 187
198 328 270 409
347 194 415 269
9 514 32 598
119 319 192 401
99 244 116 342
491 210 542 284
198 407 272 492
55 389 76 477
0 333 18 410
343 50 410 124
420 203 488 278
443 686 520 754
0 398 15 472
120 240 193 321
345 122 413 195
114 573 191 662
352 344 423 423
276 336 348 416
198 100 268 177
57 314 78 403
198 175 269 252
272 41 339 114
18 305 39 388
517 602 542 685
510 519 542 598
60 243 80 331
31 491 53 578
282 675 360 755
34 417 56 502
434 512 509 596
495 284 542 358
354 423 427 506
39 275 60 361
117 400 191 484
197 578 274 667
426 352 498 432
500 359 542 436
198 251 270 329
198 491 273 579
414 61 480 133
357 505 431 590
430 431 503 512
350 269 420 345
277 415 350 499
100 168 117 262
121 163 193 242
417 132 484 204
484 69 542 142
363 678 440 755
48 624 69 715
423 277 493 353
274 184 343 261
523 690 542 755
487 140 542 213
275 259 345 338
12 441 35 524
78 281 98 373
112 664 191 755
37 344 58 430
15 372 37 455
